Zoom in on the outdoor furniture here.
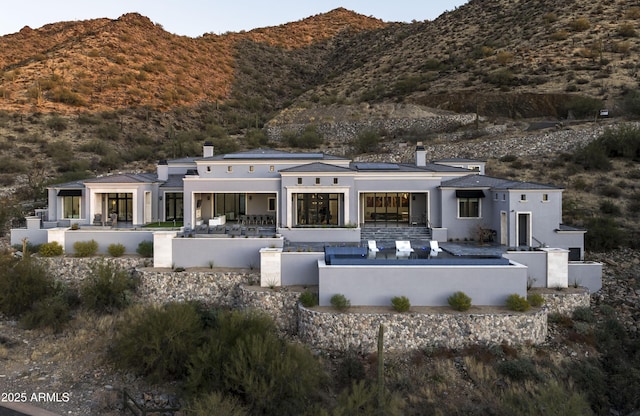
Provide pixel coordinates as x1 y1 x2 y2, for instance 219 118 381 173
430 240 443 257
93 213 103 226
229 224 242 236
367 240 380 258
395 240 414 258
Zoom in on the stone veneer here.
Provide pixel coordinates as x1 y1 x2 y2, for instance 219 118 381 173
35 257 590 352
298 306 548 353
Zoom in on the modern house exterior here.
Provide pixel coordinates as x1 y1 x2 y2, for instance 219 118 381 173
12 141 601 307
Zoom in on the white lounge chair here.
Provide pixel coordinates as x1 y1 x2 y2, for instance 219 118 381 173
430 240 444 257
395 240 414 258
367 240 380 258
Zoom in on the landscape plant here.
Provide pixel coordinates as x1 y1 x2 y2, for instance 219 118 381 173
298 290 318 307
527 293 545 307
136 240 154 257
330 294 351 312
505 294 530 312
73 239 98 257
39 241 64 257
391 296 411 312
80 260 138 313
107 243 126 257
447 291 472 311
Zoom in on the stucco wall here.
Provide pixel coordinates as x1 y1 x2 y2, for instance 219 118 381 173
171 236 283 269
318 260 528 307
63 229 155 255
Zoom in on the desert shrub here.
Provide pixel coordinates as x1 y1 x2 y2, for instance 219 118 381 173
136 240 154 257
448 291 472 311
333 379 404 416
391 295 411 312
286 125 323 148
73 239 98 257
599 200 621 215
80 260 137 313
497 358 542 381
501 380 592 415
569 17 590 32
19 293 72 333
352 130 380 154
484 68 517 86
572 306 595 323
584 217 626 251
562 95 602 118
600 185 622 198
50 87 86 106
330 294 351 312
96 123 120 141
39 241 64 257
299 290 318 307
107 243 126 257
550 30 570 41
573 141 612 170
618 23 637 38
336 351 366 388
111 302 205 382
499 154 518 163
186 392 249 416
46 114 68 131
0 255 55 317
528 293 545 307
505 294 530 312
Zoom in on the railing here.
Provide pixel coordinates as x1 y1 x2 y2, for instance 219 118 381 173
122 389 181 416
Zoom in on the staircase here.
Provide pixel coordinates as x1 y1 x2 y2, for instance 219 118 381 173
360 226 432 245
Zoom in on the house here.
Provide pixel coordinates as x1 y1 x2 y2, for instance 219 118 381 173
12 141 601 306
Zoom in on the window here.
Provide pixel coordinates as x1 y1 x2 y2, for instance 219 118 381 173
270 165 275 172
502 194 506 201
297 177 302 185
295 193 340 226
249 165 254 172
542 193 549 202
267 197 276 212
165 192 184 221
520 194 527 201
62 195 80 219
227 166 233 173
458 197 480 218
315 178 321 185
206 166 211 172
333 177 339 184
493 193 499 201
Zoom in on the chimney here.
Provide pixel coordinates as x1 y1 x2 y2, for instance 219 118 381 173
203 141 214 158
157 159 168 181
415 141 427 167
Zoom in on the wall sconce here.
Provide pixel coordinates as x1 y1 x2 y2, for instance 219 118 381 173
158 195 163 201
248 195 253 201
207 195 211 201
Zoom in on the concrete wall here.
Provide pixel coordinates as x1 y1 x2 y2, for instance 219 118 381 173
568 261 603 293
281 251 324 286
504 250 548 287
318 260 528 307
278 227 360 243
171 236 283 269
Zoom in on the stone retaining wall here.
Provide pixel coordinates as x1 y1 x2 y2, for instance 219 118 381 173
541 288 591 315
298 306 547 353
237 286 301 336
35 257 591 351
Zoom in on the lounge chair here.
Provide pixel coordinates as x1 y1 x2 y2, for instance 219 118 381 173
367 240 380 258
395 240 414 258
430 240 443 257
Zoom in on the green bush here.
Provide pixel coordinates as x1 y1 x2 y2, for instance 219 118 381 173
528 293 545 307
572 306 595 323
186 392 249 416
600 200 621 215
330 294 351 312
19 294 72 333
562 95 602 119
73 239 98 257
505 293 530 312
0 255 55 317
352 130 380 154
585 217 626 251
39 241 64 257
107 243 126 257
80 261 137 313
299 290 318 307
391 295 411 312
111 302 205 382
497 358 542 381
447 291 472 311
136 240 154 257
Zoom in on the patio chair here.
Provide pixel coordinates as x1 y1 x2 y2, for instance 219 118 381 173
430 240 444 257
367 240 380 258
395 240 414 258
229 224 243 237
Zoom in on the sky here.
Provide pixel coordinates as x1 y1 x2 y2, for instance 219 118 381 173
0 1 468 38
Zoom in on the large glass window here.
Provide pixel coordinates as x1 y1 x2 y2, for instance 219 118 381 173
363 193 409 224
108 193 133 222
165 192 183 221
296 193 340 226
458 197 480 218
62 196 80 219
214 193 245 221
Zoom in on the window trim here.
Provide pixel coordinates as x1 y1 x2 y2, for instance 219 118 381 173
457 197 481 219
